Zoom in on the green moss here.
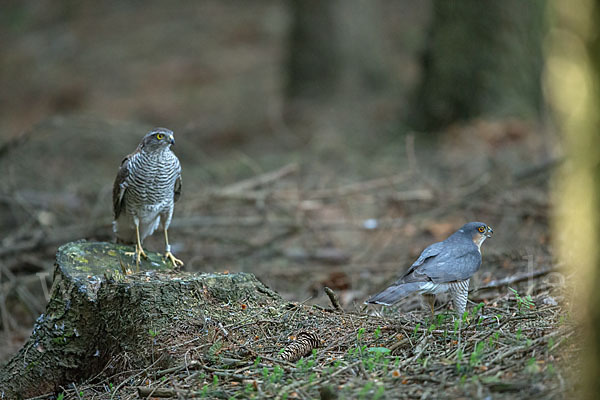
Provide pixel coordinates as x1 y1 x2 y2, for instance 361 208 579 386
57 241 175 279
52 337 66 345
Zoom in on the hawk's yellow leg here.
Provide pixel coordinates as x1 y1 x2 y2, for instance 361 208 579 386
124 217 148 271
163 228 183 267
423 294 436 318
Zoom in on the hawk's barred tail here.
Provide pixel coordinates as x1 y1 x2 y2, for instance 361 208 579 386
365 282 424 306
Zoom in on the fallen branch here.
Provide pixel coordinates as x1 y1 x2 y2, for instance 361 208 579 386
0 223 110 258
308 173 411 199
137 386 229 399
214 163 298 196
472 266 557 292
324 287 343 312
489 329 571 363
387 189 435 203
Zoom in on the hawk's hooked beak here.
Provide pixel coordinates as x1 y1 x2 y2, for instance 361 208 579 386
486 226 493 238
168 135 175 145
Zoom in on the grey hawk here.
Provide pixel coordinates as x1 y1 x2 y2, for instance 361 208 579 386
112 128 183 268
366 222 493 316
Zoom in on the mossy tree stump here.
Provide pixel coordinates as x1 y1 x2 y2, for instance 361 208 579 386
0 241 281 398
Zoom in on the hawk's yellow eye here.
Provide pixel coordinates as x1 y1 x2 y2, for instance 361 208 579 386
156 133 165 140
478 226 485 233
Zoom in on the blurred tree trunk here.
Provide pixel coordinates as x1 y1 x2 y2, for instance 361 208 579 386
285 0 392 147
286 0 389 101
410 0 546 132
548 1 600 399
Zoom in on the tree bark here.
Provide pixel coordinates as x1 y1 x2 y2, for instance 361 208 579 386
409 0 546 132
0 241 280 399
286 0 389 101
548 1 600 399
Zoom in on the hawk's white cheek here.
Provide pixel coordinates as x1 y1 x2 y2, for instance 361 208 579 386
474 234 487 250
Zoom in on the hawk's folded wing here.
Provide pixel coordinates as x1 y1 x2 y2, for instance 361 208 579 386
112 155 131 220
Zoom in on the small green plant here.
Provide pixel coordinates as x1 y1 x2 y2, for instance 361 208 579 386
245 383 255 394
509 287 535 312
427 322 437 333
489 331 500 347
357 327 365 340
461 311 469 324
469 341 485 368
148 329 158 337
515 327 523 341
374 326 381 339
382 356 391 374
436 313 445 326
359 381 374 399
472 302 485 317
265 365 284 383
373 385 385 400
525 357 541 374
413 323 421 337
57 394 65 400
456 349 464 373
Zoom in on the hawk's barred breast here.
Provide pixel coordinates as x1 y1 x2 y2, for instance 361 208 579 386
124 149 180 211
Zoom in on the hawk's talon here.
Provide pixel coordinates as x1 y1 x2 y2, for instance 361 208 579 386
118 258 134 275
124 245 148 271
164 251 184 268
124 249 147 259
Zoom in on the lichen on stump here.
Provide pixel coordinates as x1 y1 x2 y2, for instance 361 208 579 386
0 241 280 399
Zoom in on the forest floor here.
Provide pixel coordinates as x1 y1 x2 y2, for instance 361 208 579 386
0 1 579 398
0 115 578 399
53 286 576 400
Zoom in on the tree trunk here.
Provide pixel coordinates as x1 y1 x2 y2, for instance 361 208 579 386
0 241 280 399
286 0 389 101
548 1 600 399
410 0 546 132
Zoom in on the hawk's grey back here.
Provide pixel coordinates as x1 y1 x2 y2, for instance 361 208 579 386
366 222 492 315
